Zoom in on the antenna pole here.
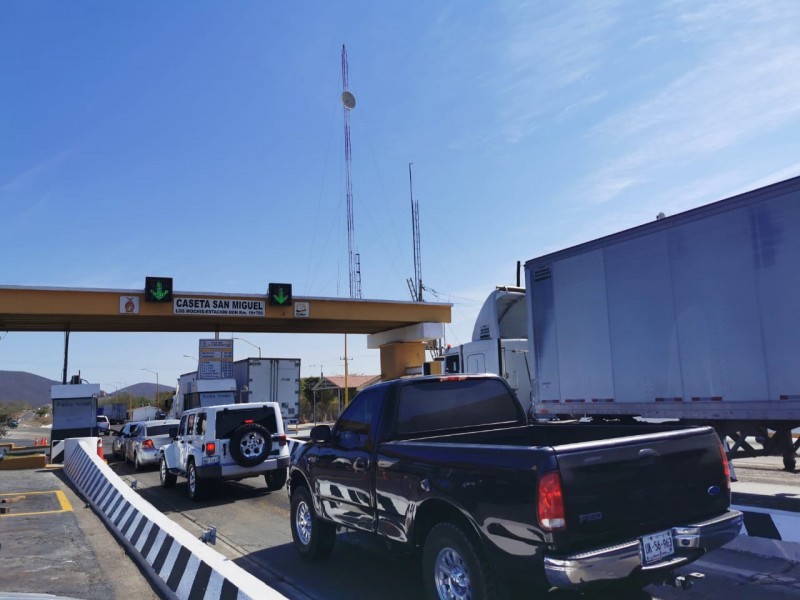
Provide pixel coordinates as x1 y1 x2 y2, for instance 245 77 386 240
409 163 422 301
342 45 361 299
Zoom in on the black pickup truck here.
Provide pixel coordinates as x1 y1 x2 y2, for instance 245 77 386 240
288 375 742 598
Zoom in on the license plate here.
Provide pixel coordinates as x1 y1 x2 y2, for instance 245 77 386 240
202 455 220 466
641 530 674 564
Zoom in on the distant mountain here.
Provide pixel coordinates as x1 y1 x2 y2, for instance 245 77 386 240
0 371 59 407
0 371 175 407
107 382 175 401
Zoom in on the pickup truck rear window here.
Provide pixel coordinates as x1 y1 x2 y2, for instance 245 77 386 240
396 379 520 435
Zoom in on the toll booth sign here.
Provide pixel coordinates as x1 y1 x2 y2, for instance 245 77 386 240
145 277 173 303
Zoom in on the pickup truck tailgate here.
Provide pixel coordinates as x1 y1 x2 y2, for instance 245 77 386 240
552 426 729 552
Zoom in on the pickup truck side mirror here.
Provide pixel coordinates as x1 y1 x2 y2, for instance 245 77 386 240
310 424 332 443
169 427 178 439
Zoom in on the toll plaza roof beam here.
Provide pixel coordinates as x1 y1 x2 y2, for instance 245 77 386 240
0 286 451 335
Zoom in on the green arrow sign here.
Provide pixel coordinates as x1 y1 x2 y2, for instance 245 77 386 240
145 277 173 303
268 283 292 306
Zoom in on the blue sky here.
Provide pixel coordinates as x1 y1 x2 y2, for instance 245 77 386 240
2 1 800 393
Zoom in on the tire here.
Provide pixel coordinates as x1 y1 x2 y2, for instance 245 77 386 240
265 468 288 491
423 522 499 600
229 423 272 467
134 452 142 472
291 486 336 560
187 460 206 501
159 455 176 488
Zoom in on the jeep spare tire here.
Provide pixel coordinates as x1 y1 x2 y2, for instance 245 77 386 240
230 423 272 467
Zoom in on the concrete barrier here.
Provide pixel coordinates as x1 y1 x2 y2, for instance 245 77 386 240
62 438 287 600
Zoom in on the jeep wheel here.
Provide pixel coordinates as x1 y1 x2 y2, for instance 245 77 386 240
265 468 288 491
187 460 206 501
230 423 272 467
159 455 176 488
291 486 336 560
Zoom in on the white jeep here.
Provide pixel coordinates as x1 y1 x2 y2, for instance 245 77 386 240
159 402 290 500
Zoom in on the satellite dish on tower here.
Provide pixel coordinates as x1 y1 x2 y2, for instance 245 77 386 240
341 91 357 110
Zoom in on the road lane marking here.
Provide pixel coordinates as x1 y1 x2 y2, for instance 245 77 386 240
0 490 73 517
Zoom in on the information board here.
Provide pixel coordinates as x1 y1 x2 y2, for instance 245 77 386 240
198 339 234 379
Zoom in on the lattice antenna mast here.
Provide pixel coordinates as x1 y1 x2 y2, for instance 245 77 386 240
341 45 361 299
409 162 422 301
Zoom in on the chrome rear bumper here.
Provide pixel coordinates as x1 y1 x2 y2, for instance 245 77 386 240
544 510 743 589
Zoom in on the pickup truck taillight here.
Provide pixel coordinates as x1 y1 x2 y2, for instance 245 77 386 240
538 471 566 531
718 440 731 491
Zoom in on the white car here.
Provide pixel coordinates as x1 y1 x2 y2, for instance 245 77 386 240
96 415 110 436
112 422 136 459
159 402 289 501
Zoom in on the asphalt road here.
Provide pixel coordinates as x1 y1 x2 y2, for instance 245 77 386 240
0 456 161 599
107 449 800 600
7 417 800 599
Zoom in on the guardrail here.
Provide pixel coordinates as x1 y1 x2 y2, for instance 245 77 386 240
62 437 287 600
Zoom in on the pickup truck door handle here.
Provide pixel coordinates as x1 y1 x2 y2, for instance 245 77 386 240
353 457 369 472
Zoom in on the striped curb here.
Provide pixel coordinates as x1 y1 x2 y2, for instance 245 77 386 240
62 438 287 600
286 437 306 463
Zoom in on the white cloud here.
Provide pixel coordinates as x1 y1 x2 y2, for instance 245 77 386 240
582 0 800 203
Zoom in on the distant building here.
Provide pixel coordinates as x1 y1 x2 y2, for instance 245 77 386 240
310 374 380 420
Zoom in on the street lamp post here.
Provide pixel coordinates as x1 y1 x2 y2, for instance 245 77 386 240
141 368 159 407
233 337 261 359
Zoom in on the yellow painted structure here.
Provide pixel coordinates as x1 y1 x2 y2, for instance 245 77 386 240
0 285 451 381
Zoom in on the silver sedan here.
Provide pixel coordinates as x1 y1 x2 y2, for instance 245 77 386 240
124 419 180 471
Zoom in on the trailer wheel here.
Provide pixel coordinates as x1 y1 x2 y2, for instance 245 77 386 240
423 522 500 600
229 423 272 467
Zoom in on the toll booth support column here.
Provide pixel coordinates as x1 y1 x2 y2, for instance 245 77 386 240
379 342 426 381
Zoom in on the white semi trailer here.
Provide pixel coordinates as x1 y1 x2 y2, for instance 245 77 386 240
232 358 301 421
171 358 301 421
447 175 800 470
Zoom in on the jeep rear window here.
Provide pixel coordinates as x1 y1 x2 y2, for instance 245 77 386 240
145 424 175 436
215 406 278 439
396 379 521 435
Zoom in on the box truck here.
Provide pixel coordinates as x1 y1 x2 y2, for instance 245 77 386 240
129 405 159 422
170 373 239 418
99 402 127 424
232 358 301 421
446 175 800 470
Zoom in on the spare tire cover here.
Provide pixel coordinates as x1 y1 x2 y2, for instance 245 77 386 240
229 423 272 467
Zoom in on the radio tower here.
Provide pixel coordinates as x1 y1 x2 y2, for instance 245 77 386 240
341 45 362 299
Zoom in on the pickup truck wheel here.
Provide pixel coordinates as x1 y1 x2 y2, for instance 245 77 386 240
230 423 272 467
265 467 288 491
423 522 498 600
187 460 206 501
159 455 176 488
291 486 336 560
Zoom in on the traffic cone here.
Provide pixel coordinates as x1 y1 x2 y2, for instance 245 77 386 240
97 437 106 462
